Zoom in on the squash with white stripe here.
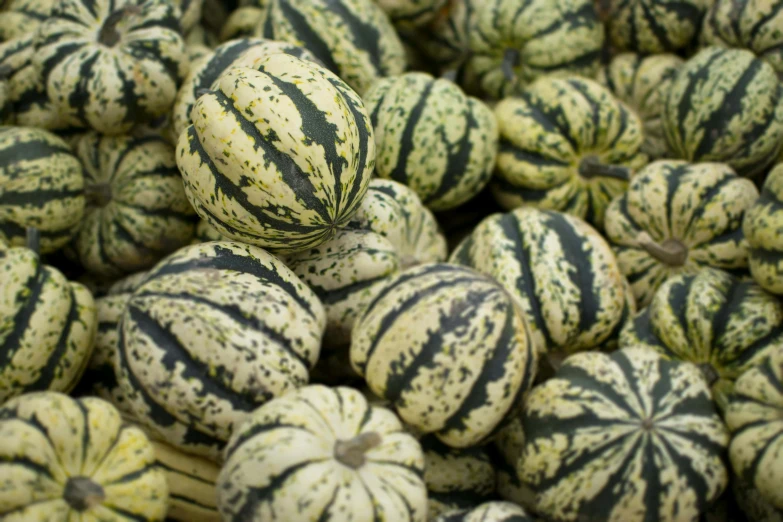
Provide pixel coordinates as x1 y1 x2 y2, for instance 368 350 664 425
0 0 58 41
115 240 326 460
606 0 709 54
743 164 783 294
176 53 374 254
217 384 428 522
432 501 533 522
350 263 538 448
412 0 472 72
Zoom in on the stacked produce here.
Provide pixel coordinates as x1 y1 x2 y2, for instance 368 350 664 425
1 0 782 521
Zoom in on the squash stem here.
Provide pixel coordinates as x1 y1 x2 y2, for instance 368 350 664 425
698 363 720 387
25 227 40 255
578 155 630 181
63 476 105 511
98 5 142 47
334 431 382 469
636 232 688 267
85 183 113 207
501 48 520 82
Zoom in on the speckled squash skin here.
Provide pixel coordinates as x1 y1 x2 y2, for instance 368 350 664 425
256 0 407 95
663 47 783 178
432 501 534 522
375 0 448 27
32 0 188 135
619 269 783 412
363 72 498 212
176 54 375 255
0 391 169 521
520 347 729 522
0 126 86 253
114 241 326 460
350 263 538 448
0 0 58 41
217 384 428 522
743 164 783 294
73 132 197 279
603 160 758 307
411 0 473 72
597 52 684 160
606 0 709 54
492 75 647 229
726 347 783 511
491 416 536 511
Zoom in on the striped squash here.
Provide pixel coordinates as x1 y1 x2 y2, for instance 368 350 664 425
376 0 448 27
432 501 533 522
218 7 266 41
74 132 197 278
0 0 57 41
191 218 227 244
520 347 729 522
726 347 783 511
217 384 428 522
449 207 632 360
492 75 647 228
176 54 375 254
0 126 85 252
743 164 783 294
490 416 535 511
175 0 203 33
663 47 783 178
606 0 708 54
108 269 151 295
256 0 407 95
597 52 684 160
115 241 326 460
350 263 538 448
0 391 168 521
184 24 219 51
32 0 188 135
412 0 472 72
619 268 783 412
603 160 758 307
732 473 783 522
462 0 604 99
363 71 498 211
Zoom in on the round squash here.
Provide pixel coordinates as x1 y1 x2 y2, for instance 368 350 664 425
115 240 326 460
176 53 375 254
432 501 533 522
743 164 783 294
217 384 428 522
0 391 168 520
606 0 708 54
363 71 498 211
411 0 473 72
32 0 188 135
351 263 538 448
603 160 758 307
520 347 729 522
726 346 783 511
492 75 647 228
376 0 448 27
663 46 783 178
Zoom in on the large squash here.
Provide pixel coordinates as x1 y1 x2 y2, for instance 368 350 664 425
606 0 709 54
743 164 783 294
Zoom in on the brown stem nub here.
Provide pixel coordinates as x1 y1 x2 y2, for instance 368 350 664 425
699 363 720 387
334 432 382 469
98 5 142 47
501 48 520 82
63 476 105 511
636 232 689 267
578 155 631 181
26 227 40 255
85 183 113 207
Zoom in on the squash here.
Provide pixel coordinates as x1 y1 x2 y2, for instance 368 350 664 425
217 384 428 522
0 126 86 253
376 0 448 27
0 64 10 124
490 416 535 511
619 268 783 412
732 473 783 522
255 0 407 95
114 240 326 460
363 71 498 211
0 391 168 521
107 270 151 295
176 54 374 254
606 0 708 54
412 0 473 73
175 0 204 34
0 0 58 41
597 52 684 160
492 75 647 228
184 24 219 51
431 501 533 522
663 47 783 178
350 263 538 448
191 218 227 244
726 346 783 511
743 164 783 294
32 0 188 135
520 347 729 522
219 6 266 41
73 132 197 278
603 160 758 307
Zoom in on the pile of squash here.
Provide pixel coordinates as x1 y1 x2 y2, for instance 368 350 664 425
1 0 783 520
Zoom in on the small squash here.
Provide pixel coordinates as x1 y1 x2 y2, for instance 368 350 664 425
743 164 783 294
606 0 709 54
432 501 534 522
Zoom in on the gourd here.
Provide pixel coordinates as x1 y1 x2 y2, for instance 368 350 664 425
412 0 473 72
490 416 536 511
431 501 534 522
743 164 783 294
219 7 266 41
0 0 58 41
375 0 448 27
191 218 227 244
175 0 204 34
606 0 709 54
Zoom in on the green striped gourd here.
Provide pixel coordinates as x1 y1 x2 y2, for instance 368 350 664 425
450 207 632 360
0 230 97 404
191 218 227 244
176 53 375 254
0 0 57 41
606 0 709 54
363 71 498 211
376 0 448 27
171 37 320 142
219 7 266 41
603 160 758 307
491 416 535 511
432 501 533 522
597 52 684 160
256 0 407 95
462 0 604 99
74 132 196 278
217 384 428 522
492 75 647 228
726 347 783 511
32 0 188 135
520 347 729 522
175 0 203 33
350 263 538 448
0 126 85 252
743 164 783 294
619 269 783 412
115 241 326 460
0 391 168 520
663 47 783 178
701 0 783 75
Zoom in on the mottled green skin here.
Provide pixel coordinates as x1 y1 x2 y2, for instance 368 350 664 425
491 416 536 512
0 0 58 41
743 164 783 294
607 0 709 54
